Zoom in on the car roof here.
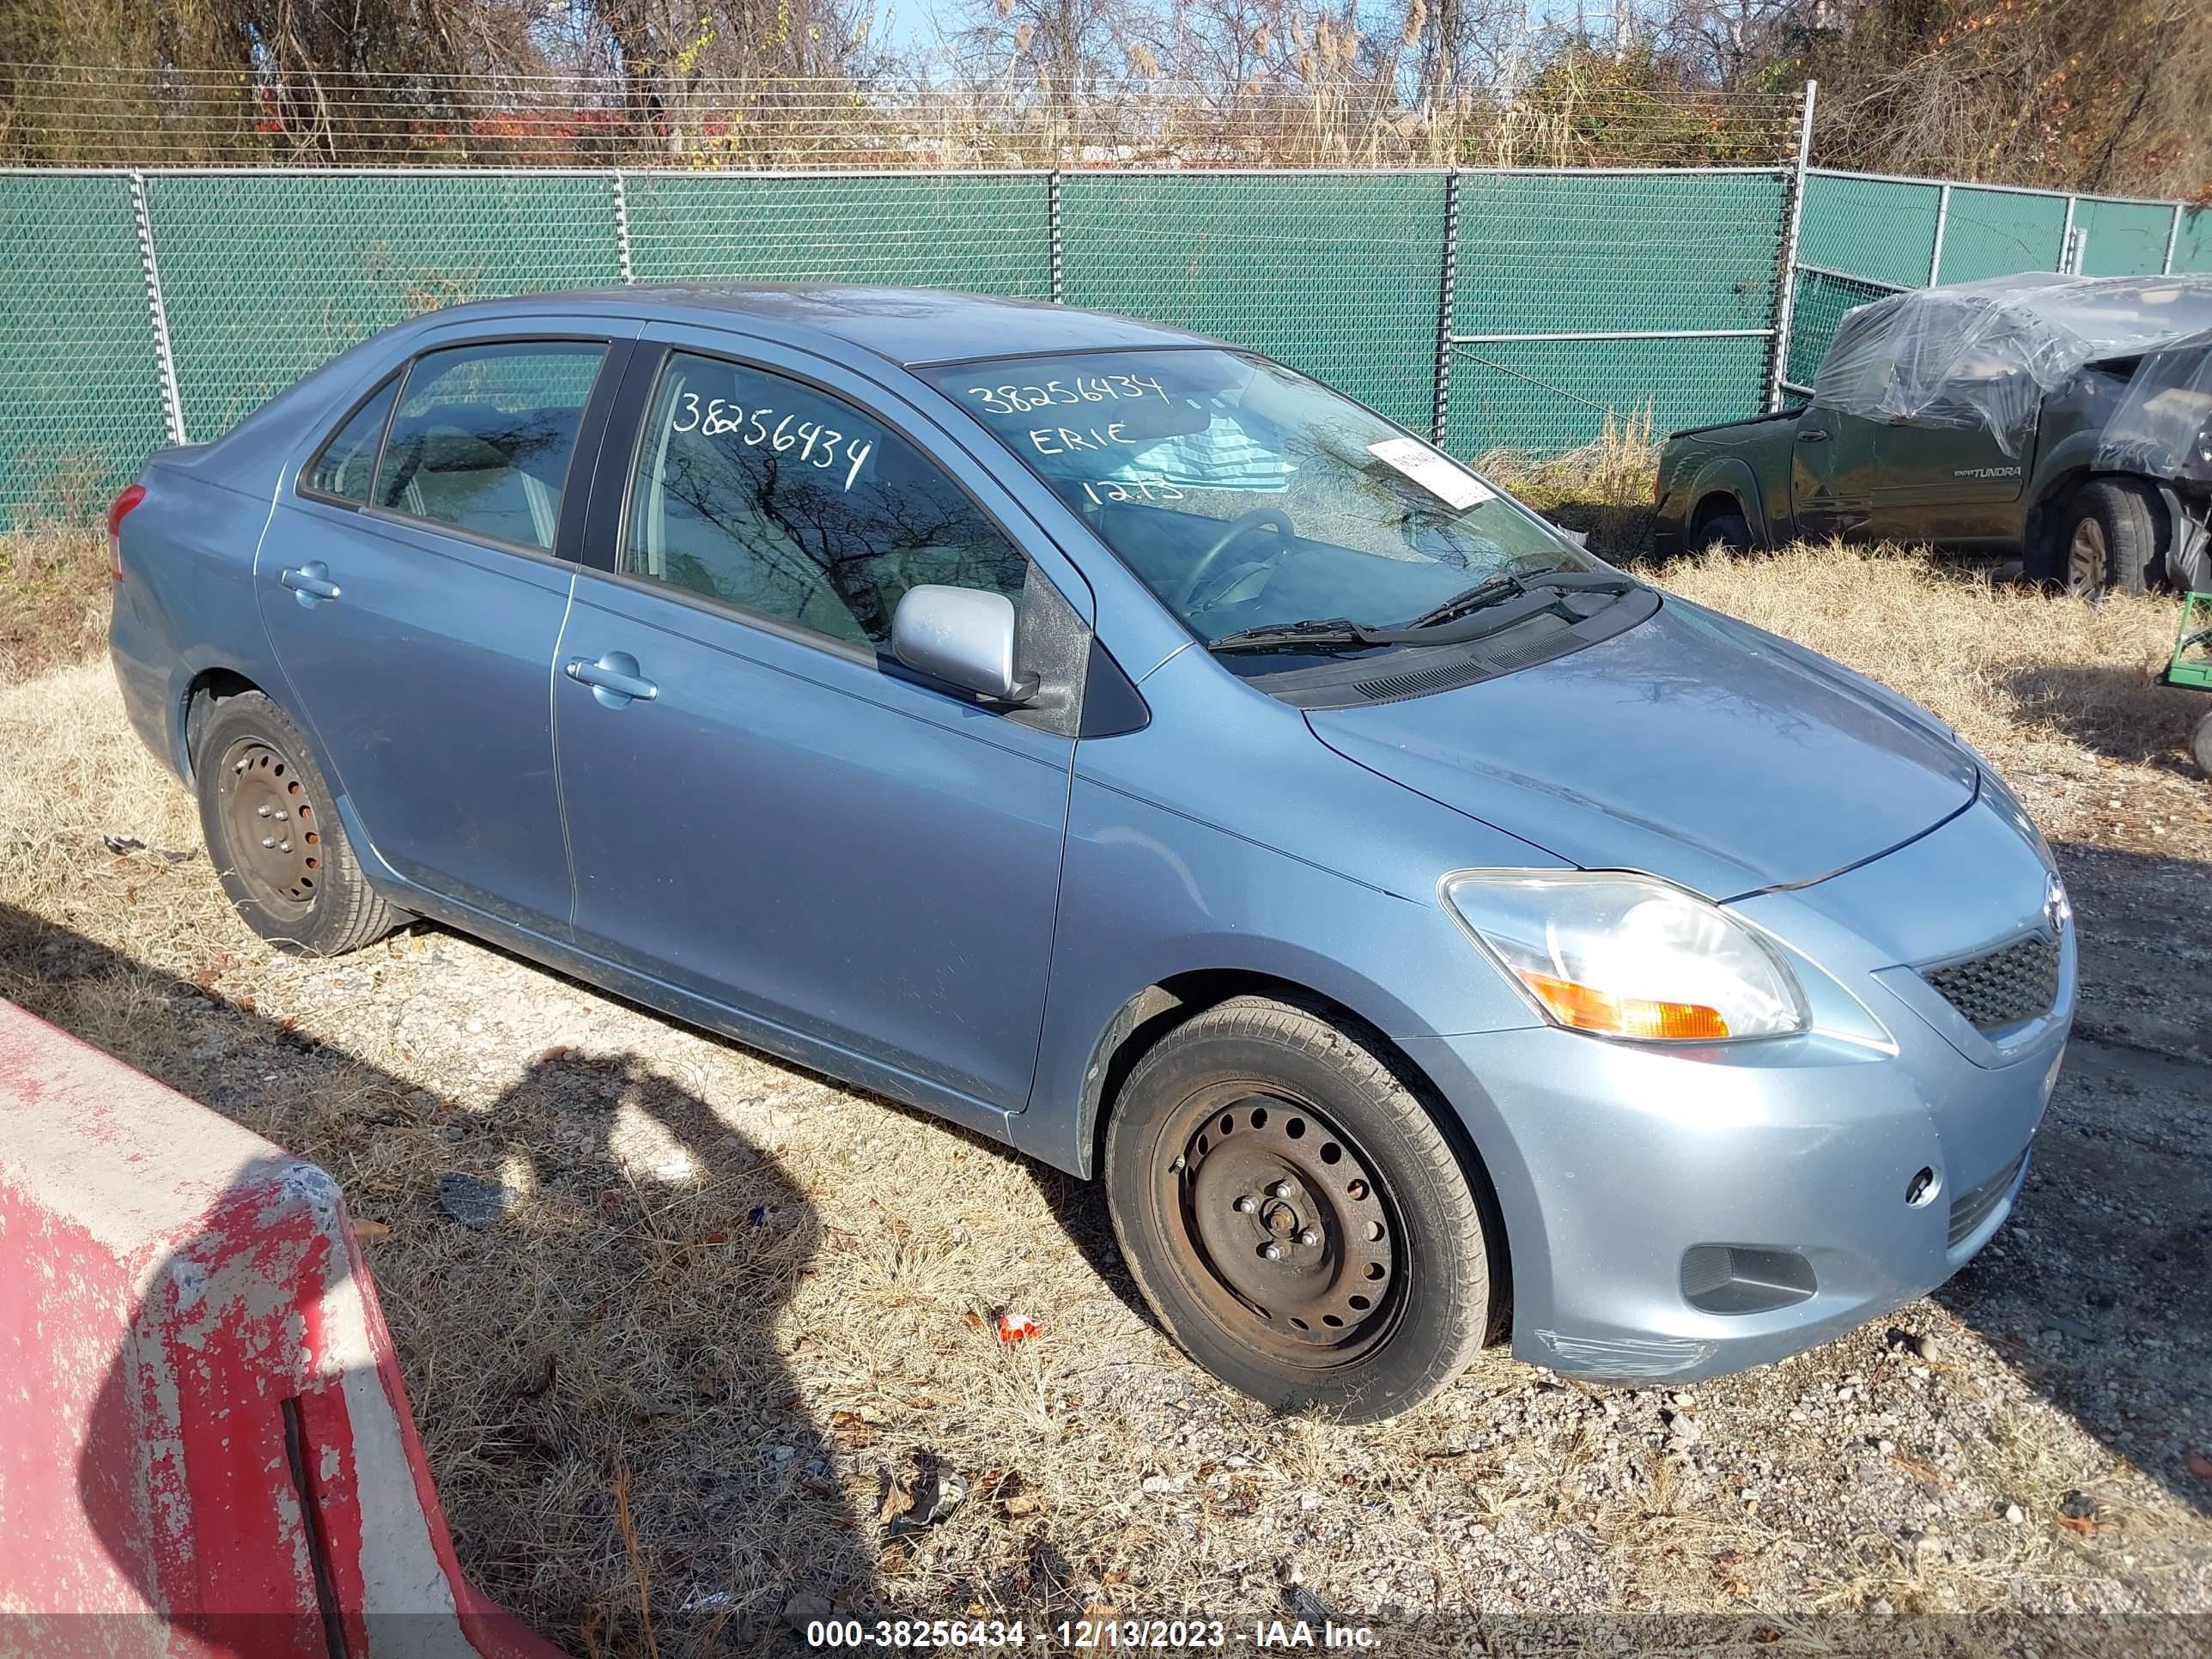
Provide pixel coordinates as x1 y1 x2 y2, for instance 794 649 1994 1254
425 283 1214 368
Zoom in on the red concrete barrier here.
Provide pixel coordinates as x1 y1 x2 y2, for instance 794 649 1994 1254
0 997 568 1658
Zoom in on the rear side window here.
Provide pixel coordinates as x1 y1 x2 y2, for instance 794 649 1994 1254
304 377 398 504
374 341 606 550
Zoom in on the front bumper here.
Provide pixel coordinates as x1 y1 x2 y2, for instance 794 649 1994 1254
1403 793 2075 1382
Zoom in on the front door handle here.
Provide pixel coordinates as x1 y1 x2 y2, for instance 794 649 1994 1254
565 650 659 708
278 560 341 605
1795 426 1831 443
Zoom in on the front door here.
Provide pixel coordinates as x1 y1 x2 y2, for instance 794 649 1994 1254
1869 377 2031 547
551 339 1082 1112
256 335 613 933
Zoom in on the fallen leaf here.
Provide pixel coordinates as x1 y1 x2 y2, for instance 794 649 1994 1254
350 1218 392 1241
2186 1450 2212 1480
2057 1513 2098 1536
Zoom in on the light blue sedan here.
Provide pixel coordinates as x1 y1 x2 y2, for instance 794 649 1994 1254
108 286 2074 1419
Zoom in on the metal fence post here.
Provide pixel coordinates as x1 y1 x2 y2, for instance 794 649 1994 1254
1431 167 1461 447
128 169 186 447
1764 80 1817 413
1929 181 1951 284
610 169 635 284
2060 196 2079 273
2163 203 2182 275
1048 169 1065 304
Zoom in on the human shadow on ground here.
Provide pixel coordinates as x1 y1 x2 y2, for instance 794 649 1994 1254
0 902 872 1656
2001 659 2209 774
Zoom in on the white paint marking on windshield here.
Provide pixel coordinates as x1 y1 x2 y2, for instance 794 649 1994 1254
1367 436 1493 512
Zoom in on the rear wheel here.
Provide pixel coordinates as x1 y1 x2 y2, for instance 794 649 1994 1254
1103 996 1497 1422
2192 710 2212 780
1691 510 1753 554
193 690 400 956
2057 478 2160 597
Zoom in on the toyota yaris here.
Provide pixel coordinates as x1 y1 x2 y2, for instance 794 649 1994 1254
108 286 2074 1419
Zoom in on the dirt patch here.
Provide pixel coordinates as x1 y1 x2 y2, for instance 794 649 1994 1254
2 544 2209 1651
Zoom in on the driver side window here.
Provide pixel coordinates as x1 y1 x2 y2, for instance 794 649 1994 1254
623 351 1030 648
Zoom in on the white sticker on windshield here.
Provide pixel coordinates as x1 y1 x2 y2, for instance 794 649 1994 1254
1367 437 1492 511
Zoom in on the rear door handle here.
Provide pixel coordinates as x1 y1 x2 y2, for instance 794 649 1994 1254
564 650 659 708
278 560 341 604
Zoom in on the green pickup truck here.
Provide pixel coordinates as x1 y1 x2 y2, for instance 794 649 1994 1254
1653 274 2212 594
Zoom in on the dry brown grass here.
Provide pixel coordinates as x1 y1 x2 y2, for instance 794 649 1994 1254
1475 409 1661 562
0 524 108 688
2 537 2209 1651
1652 544 2212 867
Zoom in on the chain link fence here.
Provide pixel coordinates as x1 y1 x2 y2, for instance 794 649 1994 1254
3 76 2208 526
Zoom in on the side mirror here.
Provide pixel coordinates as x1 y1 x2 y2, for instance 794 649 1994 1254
891 585 1034 703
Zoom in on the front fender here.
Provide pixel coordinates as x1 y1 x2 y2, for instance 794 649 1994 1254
1004 774 1553 1179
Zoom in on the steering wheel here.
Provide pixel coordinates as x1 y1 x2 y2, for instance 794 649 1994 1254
1175 507 1296 610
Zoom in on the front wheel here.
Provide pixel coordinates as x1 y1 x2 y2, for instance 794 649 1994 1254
2053 478 2160 597
1103 997 1498 1422
2192 709 2212 780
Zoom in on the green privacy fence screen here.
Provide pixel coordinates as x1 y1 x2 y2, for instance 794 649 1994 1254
1062 172 1446 434
0 161 2203 525
1444 168 1786 456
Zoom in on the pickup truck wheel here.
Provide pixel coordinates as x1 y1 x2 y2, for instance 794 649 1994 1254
193 690 401 957
1103 996 1496 1422
1692 511 1753 554
2060 479 2158 598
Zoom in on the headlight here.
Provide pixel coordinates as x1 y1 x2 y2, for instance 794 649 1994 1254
1443 872 1809 1042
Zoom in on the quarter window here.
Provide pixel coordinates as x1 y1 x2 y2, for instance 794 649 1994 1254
623 351 1030 648
304 377 398 504
374 342 605 550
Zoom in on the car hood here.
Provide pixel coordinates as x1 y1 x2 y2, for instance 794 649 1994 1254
1304 598 1978 898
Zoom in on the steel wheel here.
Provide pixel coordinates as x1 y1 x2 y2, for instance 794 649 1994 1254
216 738 321 917
1160 1085 1404 1370
2067 514 2109 595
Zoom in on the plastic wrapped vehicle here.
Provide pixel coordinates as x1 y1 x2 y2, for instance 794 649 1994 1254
1654 274 2212 594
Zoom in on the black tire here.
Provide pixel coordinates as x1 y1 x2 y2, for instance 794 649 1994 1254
2056 478 2161 598
192 690 400 956
1103 996 1498 1422
1691 511 1753 554
2193 710 2212 781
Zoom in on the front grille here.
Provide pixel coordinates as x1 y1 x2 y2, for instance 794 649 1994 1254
1947 1149 2027 1249
1922 931 2059 1032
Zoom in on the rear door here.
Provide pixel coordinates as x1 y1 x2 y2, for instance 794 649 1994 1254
550 331 1087 1112
1792 311 1890 541
1787 404 1879 540
256 326 629 933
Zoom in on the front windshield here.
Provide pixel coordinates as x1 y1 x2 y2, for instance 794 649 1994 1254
917 349 1592 658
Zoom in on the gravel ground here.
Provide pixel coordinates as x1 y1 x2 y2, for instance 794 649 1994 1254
2 548 2209 1656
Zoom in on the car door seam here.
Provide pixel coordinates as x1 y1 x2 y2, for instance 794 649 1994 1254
1018 739 1084 1120
550 568 581 940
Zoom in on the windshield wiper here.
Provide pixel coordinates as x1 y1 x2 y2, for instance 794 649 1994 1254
1404 567 1634 630
1208 617 1389 655
1209 568 1641 659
